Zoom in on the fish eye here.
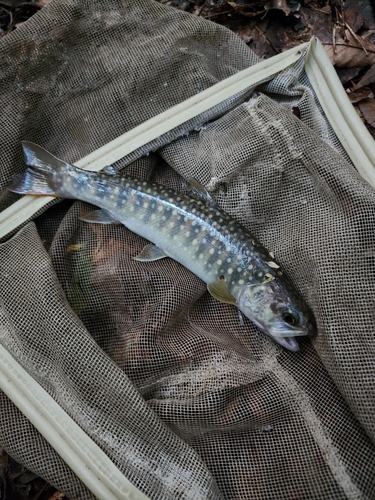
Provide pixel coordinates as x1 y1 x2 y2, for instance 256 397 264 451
282 310 299 326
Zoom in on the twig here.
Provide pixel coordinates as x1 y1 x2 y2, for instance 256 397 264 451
203 10 232 19
255 25 280 54
345 23 368 55
321 41 375 54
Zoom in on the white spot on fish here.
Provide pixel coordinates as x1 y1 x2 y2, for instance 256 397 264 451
227 258 231 263
217 259 222 265
157 206 163 212
143 202 149 208
209 248 214 255
237 267 242 273
151 214 156 220
185 232 190 238
192 220 197 226
238 279 244 285
169 222 175 228
172 209 177 216
146 188 152 193
199 253 204 259
258 272 263 278
227 268 233 275
192 239 198 246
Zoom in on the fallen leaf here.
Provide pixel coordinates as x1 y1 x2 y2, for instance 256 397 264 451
49 491 66 500
236 27 253 44
265 0 291 16
346 88 373 103
227 3 265 18
324 30 375 68
358 63 375 87
344 8 364 33
335 66 361 84
357 98 375 128
343 0 375 30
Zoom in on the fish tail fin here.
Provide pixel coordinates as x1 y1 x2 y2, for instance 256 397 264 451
8 141 71 196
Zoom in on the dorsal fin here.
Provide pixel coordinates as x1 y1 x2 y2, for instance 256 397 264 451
102 165 118 175
187 178 217 208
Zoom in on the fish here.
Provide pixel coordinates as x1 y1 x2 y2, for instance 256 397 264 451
9 141 315 352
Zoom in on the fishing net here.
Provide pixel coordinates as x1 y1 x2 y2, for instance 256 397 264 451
1 0 375 498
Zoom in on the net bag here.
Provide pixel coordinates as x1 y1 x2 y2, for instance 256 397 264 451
0 1 375 499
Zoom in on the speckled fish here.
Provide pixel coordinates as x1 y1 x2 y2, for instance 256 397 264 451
9 141 315 351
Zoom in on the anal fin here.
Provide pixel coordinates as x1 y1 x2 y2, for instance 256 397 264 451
80 209 121 224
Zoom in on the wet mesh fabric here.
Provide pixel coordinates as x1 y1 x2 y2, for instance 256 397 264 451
0 0 375 499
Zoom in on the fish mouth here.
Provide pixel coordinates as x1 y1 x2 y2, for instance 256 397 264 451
272 335 300 352
269 324 308 338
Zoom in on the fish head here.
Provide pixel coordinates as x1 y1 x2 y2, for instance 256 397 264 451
236 279 315 352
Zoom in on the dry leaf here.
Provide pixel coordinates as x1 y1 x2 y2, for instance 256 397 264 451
227 3 265 17
344 8 364 33
357 64 375 87
347 88 372 103
324 30 375 68
357 98 375 128
265 0 291 16
49 492 66 500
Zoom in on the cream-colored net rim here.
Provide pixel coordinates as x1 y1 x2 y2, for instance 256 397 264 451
0 43 306 240
1 38 375 500
0 344 149 500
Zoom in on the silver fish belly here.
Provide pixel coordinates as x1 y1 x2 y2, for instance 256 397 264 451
9 141 315 351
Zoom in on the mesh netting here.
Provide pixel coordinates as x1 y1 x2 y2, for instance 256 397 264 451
1 0 375 499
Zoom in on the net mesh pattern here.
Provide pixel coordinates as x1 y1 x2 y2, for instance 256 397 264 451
0 0 375 499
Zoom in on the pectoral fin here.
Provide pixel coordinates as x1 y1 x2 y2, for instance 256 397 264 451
133 243 168 262
207 279 237 305
187 178 217 208
80 209 121 224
